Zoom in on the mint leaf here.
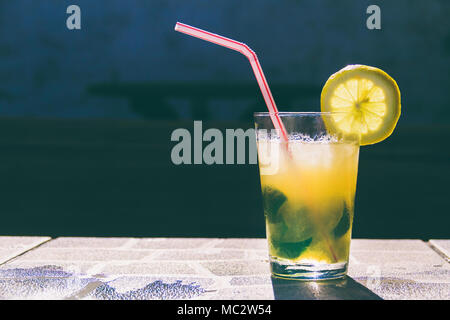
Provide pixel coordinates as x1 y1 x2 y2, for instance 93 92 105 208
333 203 351 238
271 237 312 259
262 186 287 223
278 206 314 242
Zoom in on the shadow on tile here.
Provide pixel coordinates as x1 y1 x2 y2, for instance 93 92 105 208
271 276 382 300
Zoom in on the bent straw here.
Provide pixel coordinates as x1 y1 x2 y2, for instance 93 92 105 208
174 22 288 142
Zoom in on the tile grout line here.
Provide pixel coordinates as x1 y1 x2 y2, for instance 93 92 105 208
425 240 450 263
0 237 55 266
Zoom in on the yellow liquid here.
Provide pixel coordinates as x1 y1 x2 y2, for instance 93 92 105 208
258 140 359 264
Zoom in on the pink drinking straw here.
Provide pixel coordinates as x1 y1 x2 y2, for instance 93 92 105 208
174 22 289 142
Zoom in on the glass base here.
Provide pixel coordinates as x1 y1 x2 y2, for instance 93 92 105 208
270 257 348 280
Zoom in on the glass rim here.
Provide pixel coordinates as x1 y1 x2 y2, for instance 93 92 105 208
253 111 348 117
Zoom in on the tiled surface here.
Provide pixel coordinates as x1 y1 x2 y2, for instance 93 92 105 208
348 239 449 300
0 237 51 264
429 240 450 262
0 237 448 300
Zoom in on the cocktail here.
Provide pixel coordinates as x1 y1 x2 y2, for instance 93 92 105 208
255 113 360 279
255 64 400 279
175 23 401 280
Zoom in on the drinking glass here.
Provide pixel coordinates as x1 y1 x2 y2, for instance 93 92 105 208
254 112 360 280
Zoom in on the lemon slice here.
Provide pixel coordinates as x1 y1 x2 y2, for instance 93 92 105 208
321 65 401 145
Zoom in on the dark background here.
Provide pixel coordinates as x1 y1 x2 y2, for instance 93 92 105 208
0 0 449 239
